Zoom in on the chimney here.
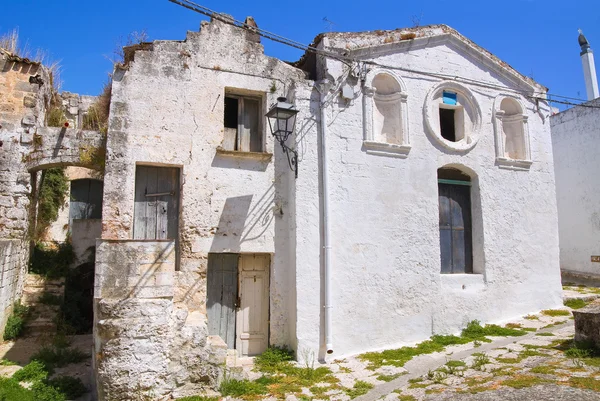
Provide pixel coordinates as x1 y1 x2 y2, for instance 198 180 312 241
579 29 600 100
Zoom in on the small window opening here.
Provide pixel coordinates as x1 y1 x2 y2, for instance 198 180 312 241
224 97 238 129
222 93 262 152
439 108 456 142
442 91 457 105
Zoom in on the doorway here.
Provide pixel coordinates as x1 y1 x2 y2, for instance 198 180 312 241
438 168 473 274
207 253 270 357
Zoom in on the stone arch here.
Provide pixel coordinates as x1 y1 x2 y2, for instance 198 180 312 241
24 127 106 172
362 69 410 157
493 95 531 169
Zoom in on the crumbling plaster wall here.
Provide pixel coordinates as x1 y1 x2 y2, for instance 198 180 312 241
551 98 600 277
96 17 311 399
294 32 562 359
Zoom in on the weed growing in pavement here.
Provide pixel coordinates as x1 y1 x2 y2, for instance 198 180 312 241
564 299 589 309
541 309 571 317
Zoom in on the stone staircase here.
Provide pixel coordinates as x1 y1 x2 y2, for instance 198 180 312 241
21 274 65 337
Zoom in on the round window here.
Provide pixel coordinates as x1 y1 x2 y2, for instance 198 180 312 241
423 82 482 152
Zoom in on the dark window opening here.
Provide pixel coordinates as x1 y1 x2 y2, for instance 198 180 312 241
222 93 262 152
224 97 238 129
439 108 456 142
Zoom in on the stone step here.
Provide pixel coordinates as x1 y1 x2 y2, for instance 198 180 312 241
24 274 65 287
24 320 57 336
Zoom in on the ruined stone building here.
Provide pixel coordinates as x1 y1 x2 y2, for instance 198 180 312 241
0 48 106 347
1 15 563 401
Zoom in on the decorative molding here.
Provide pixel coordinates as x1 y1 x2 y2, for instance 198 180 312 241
495 158 533 170
492 94 532 170
362 140 411 158
215 147 273 161
362 69 410 156
423 81 482 152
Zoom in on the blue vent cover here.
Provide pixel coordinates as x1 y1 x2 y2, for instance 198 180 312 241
442 91 457 105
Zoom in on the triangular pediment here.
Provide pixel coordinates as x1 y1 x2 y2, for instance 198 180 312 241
320 25 545 94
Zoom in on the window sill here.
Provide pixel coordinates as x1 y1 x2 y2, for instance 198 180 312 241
440 273 485 292
496 157 532 171
362 140 411 158
216 147 273 162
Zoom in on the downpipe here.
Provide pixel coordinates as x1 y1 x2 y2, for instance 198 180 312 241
317 79 333 355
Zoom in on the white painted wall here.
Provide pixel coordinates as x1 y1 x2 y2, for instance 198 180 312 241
551 98 600 276
100 18 308 352
294 28 563 360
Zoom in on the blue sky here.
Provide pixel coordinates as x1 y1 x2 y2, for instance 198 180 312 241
2 0 599 108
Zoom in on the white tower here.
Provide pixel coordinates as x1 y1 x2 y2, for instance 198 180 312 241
579 29 600 100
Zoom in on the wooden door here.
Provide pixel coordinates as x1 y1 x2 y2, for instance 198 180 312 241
207 253 239 349
133 166 179 240
236 254 270 357
69 179 103 226
439 183 473 273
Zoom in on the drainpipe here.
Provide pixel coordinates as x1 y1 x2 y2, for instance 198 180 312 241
316 79 333 355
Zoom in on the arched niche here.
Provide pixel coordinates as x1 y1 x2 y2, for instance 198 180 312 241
493 95 532 170
362 69 410 157
424 81 482 152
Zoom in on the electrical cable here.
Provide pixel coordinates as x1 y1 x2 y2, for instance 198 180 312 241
168 0 600 109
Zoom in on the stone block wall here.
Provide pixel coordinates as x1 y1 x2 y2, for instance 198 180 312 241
0 50 53 334
0 240 28 332
58 92 98 129
94 240 225 400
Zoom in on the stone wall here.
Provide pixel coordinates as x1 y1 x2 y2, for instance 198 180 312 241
94 240 226 400
96 15 307 398
0 50 53 333
551 98 600 277
0 240 28 332
58 92 98 129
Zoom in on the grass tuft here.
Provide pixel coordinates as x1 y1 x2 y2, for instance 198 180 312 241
501 374 549 389
541 309 570 317
3 301 29 341
564 299 589 309
13 361 49 382
31 346 87 369
345 380 374 398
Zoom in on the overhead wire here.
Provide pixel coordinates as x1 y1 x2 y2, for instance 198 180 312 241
168 0 600 110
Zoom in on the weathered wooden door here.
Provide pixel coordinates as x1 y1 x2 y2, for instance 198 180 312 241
207 254 239 348
439 183 473 273
69 179 103 226
133 166 179 240
236 254 269 357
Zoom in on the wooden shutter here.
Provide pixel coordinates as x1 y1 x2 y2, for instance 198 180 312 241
438 183 473 273
207 253 239 348
239 98 261 152
133 166 179 240
69 179 103 226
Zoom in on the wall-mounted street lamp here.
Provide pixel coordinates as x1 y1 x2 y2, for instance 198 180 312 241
266 97 299 178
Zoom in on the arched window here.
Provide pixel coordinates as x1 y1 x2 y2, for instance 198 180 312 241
493 96 531 169
362 70 410 157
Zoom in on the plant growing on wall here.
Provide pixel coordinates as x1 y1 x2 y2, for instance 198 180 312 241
35 168 69 240
82 81 111 134
3 301 29 341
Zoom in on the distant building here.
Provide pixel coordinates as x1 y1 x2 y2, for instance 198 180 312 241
551 31 600 282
